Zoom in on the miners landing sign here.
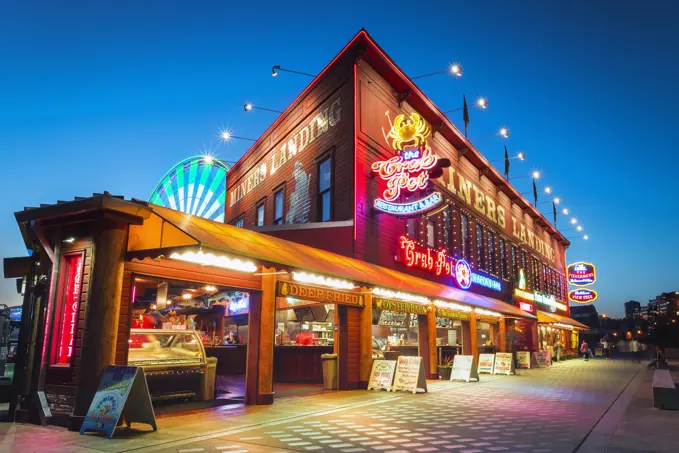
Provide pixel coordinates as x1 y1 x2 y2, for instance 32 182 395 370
567 262 596 286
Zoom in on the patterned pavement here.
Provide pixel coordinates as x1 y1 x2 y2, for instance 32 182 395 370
0 360 644 453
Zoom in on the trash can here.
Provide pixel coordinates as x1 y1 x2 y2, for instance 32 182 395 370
200 357 218 401
321 353 338 390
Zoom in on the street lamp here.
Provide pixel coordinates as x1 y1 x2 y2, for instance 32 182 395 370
444 97 488 114
489 151 525 164
244 103 283 114
271 65 316 77
218 128 257 143
471 127 509 140
412 63 462 80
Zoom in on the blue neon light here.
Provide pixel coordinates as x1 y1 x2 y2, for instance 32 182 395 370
374 192 442 216
454 259 473 290
471 272 502 292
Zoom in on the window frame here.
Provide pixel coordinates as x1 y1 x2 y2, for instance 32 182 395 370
499 238 507 280
273 187 285 225
255 199 266 227
461 213 470 260
233 215 245 228
476 223 486 270
316 152 334 222
487 231 496 275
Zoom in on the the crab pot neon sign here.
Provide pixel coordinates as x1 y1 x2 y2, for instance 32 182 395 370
373 112 447 216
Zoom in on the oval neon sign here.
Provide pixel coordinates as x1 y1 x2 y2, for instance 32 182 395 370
568 288 598 304
567 262 596 286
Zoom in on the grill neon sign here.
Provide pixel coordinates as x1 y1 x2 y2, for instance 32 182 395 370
56 253 84 365
567 262 596 286
569 288 598 304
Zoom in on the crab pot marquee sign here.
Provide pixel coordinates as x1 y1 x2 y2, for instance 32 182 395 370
371 112 450 216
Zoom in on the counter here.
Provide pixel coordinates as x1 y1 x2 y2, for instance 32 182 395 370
382 345 419 361
274 345 333 383
205 345 247 376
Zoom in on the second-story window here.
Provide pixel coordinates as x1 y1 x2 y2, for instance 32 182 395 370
234 216 244 228
487 231 496 274
476 223 486 269
256 202 265 227
318 156 332 222
274 190 284 225
499 238 507 279
427 219 435 248
511 245 517 280
461 214 470 260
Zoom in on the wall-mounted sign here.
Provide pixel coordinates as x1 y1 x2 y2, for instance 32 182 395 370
471 272 502 292
375 298 428 315
567 262 596 286
454 259 472 290
56 253 84 365
514 289 567 312
518 302 534 314
518 268 527 290
276 281 364 307
568 288 598 304
436 307 471 321
373 112 448 217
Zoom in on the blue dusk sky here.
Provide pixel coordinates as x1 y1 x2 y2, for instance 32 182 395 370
1 1 677 317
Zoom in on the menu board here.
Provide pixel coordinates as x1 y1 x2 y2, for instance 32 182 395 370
378 310 407 327
392 356 427 394
477 354 495 374
367 360 397 391
533 351 551 368
493 353 514 375
80 366 156 438
516 351 531 369
450 355 479 382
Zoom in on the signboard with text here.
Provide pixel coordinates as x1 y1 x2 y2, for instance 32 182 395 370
567 262 596 286
80 366 156 439
493 353 514 375
533 351 551 368
516 351 531 369
367 360 397 391
276 281 364 307
392 356 427 394
450 355 479 382
375 298 428 315
477 354 495 374
568 288 598 304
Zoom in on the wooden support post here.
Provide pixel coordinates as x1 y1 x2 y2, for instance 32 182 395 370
462 320 472 355
359 288 372 388
499 318 507 352
338 305 349 390
70 224 127 430
246 267 276 405
427 307 438 378
470 310 479 359
532 321 540 352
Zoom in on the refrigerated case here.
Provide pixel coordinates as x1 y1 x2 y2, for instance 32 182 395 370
128 328 208 400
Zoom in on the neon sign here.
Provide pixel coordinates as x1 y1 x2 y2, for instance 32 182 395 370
56 254 84 365
471 272 502 292
567 262 596 286
535 291 568 312
373 112 448 217
569 288 598 304
374 192 443 215
454 259 472 290
519 302 534 313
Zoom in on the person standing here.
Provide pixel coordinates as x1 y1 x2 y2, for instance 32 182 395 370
580 340 589 361
555 339 563 362
629 338 641 363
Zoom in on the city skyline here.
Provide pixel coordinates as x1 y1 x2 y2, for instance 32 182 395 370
1 1 678 316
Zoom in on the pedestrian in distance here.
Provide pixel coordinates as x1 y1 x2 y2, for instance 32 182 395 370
647 346 667 369
580 340 589 361
629 338 641 363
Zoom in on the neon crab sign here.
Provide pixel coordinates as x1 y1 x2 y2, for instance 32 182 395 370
372 112 448 216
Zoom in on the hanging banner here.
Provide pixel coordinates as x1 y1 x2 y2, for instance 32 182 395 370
516 351 531 369
449 355 479 383
567 262 596 286
477 354 495 374
391 356 428 394
80 366 156 439
367 360 397 391
493 353 515 375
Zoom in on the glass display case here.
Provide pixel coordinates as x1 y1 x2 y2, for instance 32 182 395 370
128 329 208 400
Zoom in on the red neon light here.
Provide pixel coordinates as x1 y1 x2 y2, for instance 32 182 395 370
56 254 83 365
372 149 437 201
398 235 453 277
519 302 534 313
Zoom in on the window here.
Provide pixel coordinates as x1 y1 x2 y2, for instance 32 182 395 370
318 156 332 222
499 238 507 279
461 214 470 259
427 219 435 248
487 231 496 274
406 218 418 240
234 216 244 228
511 245 517 280
274 190 284 225
442 206 451 250
476 223 486 269
256 202 265 227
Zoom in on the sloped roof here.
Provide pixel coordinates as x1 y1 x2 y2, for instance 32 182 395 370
537 310 589 329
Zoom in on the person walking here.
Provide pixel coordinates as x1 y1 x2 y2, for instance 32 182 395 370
629 338 641 363
580 340 589 361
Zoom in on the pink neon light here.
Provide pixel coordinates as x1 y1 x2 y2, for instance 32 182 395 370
372 148 437 201
56 254 83 365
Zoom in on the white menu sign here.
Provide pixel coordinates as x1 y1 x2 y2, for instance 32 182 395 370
516 351 531 369
392 356 427 394
533 351 551 368
450 355 479 382
477 354 495 374
367 360 397 391
493 353 514 375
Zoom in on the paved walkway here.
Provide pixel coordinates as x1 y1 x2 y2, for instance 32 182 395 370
0 360 675 453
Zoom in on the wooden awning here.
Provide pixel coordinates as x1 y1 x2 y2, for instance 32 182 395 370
128 204 534 319
537 310 589 329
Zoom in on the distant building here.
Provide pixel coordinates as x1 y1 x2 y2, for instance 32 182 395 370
650 292 679 316
624 300 641 318
571 305 601 329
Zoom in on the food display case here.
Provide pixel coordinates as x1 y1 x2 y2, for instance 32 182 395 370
128 329 208 401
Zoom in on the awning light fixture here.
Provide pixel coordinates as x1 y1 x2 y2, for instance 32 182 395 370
434 300 473 312
474 308 502 317
292 272 355 290
373 288 429 305
169 250 257 273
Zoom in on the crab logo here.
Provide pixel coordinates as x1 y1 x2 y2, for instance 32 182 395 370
454 259 472 290
384 112 431 151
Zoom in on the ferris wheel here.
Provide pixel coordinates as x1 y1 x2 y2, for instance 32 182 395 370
149 156 230 222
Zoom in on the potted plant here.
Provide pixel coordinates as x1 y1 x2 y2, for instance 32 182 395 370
438 356 454 380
